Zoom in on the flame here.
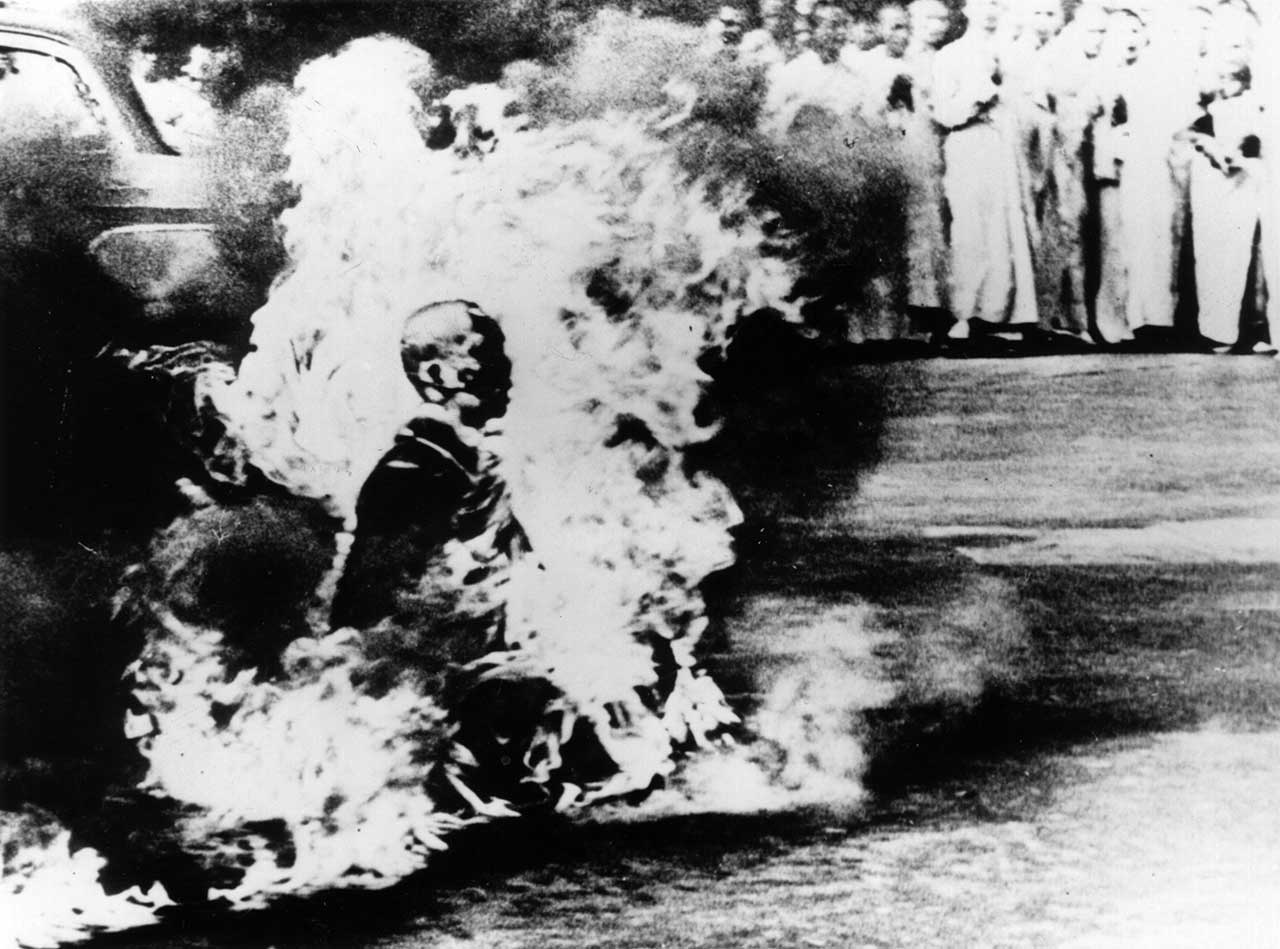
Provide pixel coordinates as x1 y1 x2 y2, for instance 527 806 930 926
586 601 901 820
123 611 464 908
1 810 172 948
90 28 804 915
212 37 444 525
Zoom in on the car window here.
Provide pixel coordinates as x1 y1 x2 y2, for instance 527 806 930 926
0 47 111 142
130 50 218 154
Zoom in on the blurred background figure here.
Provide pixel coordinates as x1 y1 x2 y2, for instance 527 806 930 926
1001 0 1066 336
793 0 818 50
1187 21 1271 350
1092 7 1145 343
720 4 748 47
706 4 747 52
809 1 851 64
1189 0 1223 102
1251 1 1280 350
1003 0 1064 75
838 11 879 73
761 0 862 134
1038 0 1110 338
1094 6 1190 343
740 0 793 68
844 3 917 341
858 3 913 114
900 0 953 331
996 0 1027 56
855 2 916 110
908 0 951 58
931 0 1038 338
1157 0 1231 345
1027 0 1065 50
1004 0 1064 101
879 2 913 58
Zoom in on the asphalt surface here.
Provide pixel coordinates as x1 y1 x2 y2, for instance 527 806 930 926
68 350 1280 947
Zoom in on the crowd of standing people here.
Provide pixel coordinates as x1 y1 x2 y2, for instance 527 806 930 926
708 0 1274 352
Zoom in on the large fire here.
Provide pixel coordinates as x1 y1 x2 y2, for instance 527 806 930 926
4 24 807 942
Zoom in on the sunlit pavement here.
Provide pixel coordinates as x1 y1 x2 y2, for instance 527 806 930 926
702 352 1280 948
91 352 1280 948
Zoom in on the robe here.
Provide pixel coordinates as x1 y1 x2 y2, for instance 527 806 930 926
853 43 947 315
1038 33 1106 334
855 45 914 117
900 46 949 312
1003 35 1056 213
931 33 1038 328
761 49 863 137
1259 7 1280 344
1094 61 1186 341
1189 90 1269 347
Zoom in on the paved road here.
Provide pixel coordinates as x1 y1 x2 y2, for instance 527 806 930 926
737 351 1280 531
87 351 1280 948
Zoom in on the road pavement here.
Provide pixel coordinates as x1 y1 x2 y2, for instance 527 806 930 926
82 350 1280 948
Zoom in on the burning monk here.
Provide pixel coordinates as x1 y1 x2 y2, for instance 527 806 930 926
115 300 544 898
109 29 771 904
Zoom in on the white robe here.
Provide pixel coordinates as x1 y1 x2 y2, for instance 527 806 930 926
1260 9 1280 340
1190 91 1268 346
1010 34 1100 334
932 33 1038 326
761 49 864 136
1003 35 1056 206
1094 61 1186 340
855 45 913 117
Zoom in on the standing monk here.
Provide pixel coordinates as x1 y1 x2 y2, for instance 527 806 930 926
706 5 748 54
1255 0 1280 356
793 0 818 52
1094 7 1187 342
1005 0 1068 331
857 3 914 113
932 0 1038 338
1038 1 1109 336
900 0 952 323
1188 43 1270 348
761 0 862 135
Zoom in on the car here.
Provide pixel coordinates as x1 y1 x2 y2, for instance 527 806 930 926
1 2 258 539
1 1 255 335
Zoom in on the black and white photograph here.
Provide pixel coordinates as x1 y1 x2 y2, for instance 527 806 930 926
2 0 1280 946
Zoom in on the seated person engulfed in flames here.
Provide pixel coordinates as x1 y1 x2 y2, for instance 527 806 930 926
117 299 636 847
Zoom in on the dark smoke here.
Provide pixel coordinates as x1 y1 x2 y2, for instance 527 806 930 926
84 0 718 105
97 2 908 323
194 81 294 310
508 10 908 318
0 131 136 539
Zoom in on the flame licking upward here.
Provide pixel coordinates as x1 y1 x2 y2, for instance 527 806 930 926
106 25 803 914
